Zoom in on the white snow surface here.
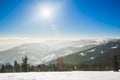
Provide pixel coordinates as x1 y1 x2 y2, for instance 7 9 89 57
0 71 120 80
90 57 95 60
79 52 85 56
111 46 118 49
87 49 95 52
100 51 104 54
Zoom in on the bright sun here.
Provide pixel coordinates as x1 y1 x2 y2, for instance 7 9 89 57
41 7 52 19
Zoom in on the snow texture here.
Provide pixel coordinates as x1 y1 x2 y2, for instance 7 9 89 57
90 57 95 60
79 52 85 56
111 46 118 49
87 49 95 52
100 51 104 54
0 71 120 80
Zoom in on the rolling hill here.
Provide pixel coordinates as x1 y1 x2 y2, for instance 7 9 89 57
0 40 99 65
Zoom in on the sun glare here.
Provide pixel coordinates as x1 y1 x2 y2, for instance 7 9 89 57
41 7 52 19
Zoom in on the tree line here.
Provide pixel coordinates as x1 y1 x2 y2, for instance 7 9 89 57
0 55 119 72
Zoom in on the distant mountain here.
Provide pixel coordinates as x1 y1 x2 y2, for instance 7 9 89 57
50 39 120 68
40 43 97 64
0 43 53 64
42 40 98 50
0 40 99 65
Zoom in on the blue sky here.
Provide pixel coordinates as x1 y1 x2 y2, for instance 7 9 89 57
0 0 120 39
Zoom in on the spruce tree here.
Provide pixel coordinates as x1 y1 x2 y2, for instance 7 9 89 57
113 55 119 71
14 61 18 72
21 55 29 72
0 64 5 72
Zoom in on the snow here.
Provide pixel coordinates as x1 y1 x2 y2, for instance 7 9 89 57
19 46 27 50
64 50 73 55
21 51 26 54
100 51 104 54
0 71 120 80
74 44 87 48
79 52 85 56
90 57 95 60
74 43 99 48
87 49 95 52
41 54 56 62
111 46 118 49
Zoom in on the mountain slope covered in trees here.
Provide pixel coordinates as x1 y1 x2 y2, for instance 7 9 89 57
50 39 120 70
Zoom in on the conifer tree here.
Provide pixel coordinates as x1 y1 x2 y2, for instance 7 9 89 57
0 64 5 72
21 55 29 72
113 55 119 71
14 61 19 72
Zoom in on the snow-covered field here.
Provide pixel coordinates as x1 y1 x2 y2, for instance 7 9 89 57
0 71 119 80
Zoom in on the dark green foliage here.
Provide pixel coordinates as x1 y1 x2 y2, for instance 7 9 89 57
0 65 5 72
49 40 120 71
14 61 21 72
0 63 13 72
29 65 35 71
113 55 119 71
5 63 13 72
21 55 29 72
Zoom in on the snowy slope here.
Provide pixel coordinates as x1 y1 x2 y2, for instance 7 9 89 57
0 43 54 64
0 71 120 80
0 39 119 65
0 40 99 65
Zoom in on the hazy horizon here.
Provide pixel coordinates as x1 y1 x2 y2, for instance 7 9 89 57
0 37 119 51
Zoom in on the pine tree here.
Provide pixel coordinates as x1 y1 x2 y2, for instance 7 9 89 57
14 61 19 72
21 55 29 72
56 57 65 71
113 55 119 71
0 64 5 72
